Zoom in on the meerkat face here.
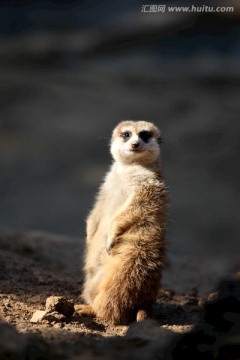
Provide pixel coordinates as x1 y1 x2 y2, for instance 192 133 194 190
110 120 162 165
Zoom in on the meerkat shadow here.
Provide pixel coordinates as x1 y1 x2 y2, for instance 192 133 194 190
73 311 106 332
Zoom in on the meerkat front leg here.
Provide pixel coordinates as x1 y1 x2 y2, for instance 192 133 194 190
106 215 133 253
106 199 131 253
106 222 123 253
106 204 137 253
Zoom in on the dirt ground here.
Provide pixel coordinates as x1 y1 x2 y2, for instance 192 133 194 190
0 228 239 359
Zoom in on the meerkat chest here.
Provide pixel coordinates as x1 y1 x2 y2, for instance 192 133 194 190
103 170 130 214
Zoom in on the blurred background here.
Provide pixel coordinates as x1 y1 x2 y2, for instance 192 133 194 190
0 0 239 261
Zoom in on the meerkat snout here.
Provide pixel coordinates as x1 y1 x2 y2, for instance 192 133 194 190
131 141 139 150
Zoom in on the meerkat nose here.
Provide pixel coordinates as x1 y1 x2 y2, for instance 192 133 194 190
131 141 140 149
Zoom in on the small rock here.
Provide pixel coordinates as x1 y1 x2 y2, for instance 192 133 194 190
207 291 219 302
41 320 50 325
43 311 66 323
30 310 46 323
45 296 74 317
158 289 175 300
30 310 66 324
17 323 28 332
198 297 206 308
53 322 65 328
185 298 198 306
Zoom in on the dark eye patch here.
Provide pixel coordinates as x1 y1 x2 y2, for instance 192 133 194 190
139 130 152 143
121 131 132 141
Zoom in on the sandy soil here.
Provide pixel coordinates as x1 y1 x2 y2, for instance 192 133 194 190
0 228 238 359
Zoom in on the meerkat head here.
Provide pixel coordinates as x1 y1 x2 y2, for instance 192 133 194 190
110 120 162 165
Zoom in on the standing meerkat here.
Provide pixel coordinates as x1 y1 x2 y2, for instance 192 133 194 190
77 120 167 324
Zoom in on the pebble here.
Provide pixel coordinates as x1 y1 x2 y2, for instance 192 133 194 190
45 296 74 317
30 296 74 324
30 310 46 323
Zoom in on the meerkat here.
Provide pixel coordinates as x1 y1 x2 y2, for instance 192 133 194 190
77 120 167 325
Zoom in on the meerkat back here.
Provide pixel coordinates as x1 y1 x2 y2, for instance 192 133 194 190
79 120 167 324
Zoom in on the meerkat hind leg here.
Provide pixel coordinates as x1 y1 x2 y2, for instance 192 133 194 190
136 307 152 322
74 304 96 317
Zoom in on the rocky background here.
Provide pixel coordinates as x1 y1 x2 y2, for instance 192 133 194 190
0 0 240 358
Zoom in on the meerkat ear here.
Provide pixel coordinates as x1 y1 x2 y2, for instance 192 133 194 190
157 137 162 145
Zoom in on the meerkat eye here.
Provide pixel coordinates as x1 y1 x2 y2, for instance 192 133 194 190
121 131 131 141
139 131 152 143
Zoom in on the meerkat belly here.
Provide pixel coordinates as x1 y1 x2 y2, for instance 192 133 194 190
84 177 129 289
94 178 128 249
100 193 126 234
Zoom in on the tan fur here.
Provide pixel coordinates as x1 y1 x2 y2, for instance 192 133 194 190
79 120 167 325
